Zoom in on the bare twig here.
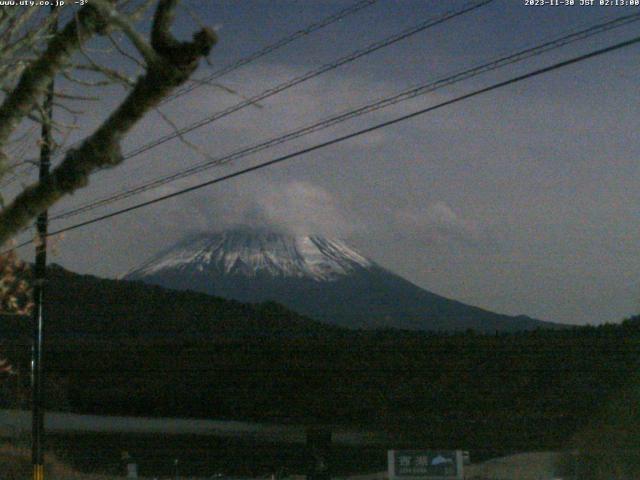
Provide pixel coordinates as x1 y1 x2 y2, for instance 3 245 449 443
154 106 219 163
186 78 264 108
91 0 161 66
107 32 146 69
0 0 217 245
76 60 137 86
0 4 111 163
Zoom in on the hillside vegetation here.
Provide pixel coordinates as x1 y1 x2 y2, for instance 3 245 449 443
0 266 639 479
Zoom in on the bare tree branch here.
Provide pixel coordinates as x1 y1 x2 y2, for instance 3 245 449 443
154 106 220 164
91 0 161 66
107 32 146 69
0 0 216 246
0 4 110 168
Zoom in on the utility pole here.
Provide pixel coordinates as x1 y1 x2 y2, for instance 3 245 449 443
32 7 56 480
306 428 332 480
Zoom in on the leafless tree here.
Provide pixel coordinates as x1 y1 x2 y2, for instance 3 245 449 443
0 0 216 314
0 0 216 245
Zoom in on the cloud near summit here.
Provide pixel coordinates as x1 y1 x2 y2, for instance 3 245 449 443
186 179 356 237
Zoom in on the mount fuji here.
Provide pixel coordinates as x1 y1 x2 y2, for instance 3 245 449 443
124 228 558 332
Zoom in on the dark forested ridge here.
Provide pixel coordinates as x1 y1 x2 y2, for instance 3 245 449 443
0 264 341 341
125 230 562 333
1 265 639 459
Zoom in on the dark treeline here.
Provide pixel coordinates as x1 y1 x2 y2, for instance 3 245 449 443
3 323 640 457
1 265 639 466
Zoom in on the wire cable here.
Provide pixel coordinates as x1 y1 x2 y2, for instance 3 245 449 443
50 11 640 221
6 32 638 253
163 0 379 103
0 0 379 188
121 0 494 160
3 0 490 194
1 0 495 246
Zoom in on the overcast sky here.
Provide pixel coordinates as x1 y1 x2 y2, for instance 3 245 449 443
8 0 640 326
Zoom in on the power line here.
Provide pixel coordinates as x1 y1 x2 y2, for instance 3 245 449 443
121 0 495 160
0 0 379 188
50 11 640 222
2 0 495 247
163 0 379 103
5 0 490 201
7 33 638 253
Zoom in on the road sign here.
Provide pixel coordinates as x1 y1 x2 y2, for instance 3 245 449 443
126 463 138 479
388 450 463 480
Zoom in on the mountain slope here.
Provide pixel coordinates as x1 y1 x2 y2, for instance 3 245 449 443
125 229 559 332
0 264 341 341
128 229 372 281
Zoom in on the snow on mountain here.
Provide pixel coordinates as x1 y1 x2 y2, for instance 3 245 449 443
126 229 372 282
125 228 561 332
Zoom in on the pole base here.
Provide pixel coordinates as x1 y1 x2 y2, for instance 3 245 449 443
33 464 44 480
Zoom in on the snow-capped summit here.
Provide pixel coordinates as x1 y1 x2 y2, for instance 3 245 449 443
125 227 559 333
125 229 372 282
